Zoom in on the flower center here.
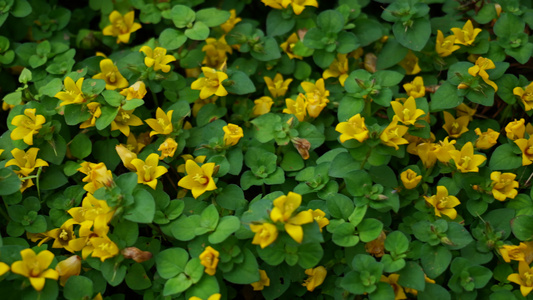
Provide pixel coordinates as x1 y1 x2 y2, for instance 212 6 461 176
193 173 208 185
98 242 111 252
143 165 152 181
106 71 117 83
437 196 449 210
525 271 533 286
59 229 69 240
460 156 471 169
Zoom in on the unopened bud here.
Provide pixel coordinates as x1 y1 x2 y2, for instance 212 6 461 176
122 247 153 263
440 236 454 246
457 83 469 90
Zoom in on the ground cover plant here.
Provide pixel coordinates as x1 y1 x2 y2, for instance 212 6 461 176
1 0 533 299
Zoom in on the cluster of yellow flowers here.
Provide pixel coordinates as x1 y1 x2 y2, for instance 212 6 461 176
30 193 118 262
250 192 329 248
261 0 318 15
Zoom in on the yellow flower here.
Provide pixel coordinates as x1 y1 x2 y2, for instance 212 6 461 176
515 136 533 165
500 242 533 264
424 186 461 219
390 96 425 125
55 77 86 106
189 294 221 300
403 76 425 98
270 192 314 243
380 119 409 150
68 193 115 223
92 59 129 90
365 231 386 258
90 236 120 262
491 171 519 201
280 32 303 60
455 103 476 120
131 153 168 190
380 274 407 300
0 262 9 276
514 82 533 111
400 169 422 189
261 0 283 10
251 270 270 291
253 96 274 116
11 249 59 291
78 162 114 194
281 0 318 15
5 147 48 176
468 56 498 92
442 111 469 138
158 138 178 160
434 137 457 164
10 108 46 145
302 78 329 118
323 53 349 86
404 275 436 296
223 123 244 146
177 160 217 198
302 266 327 292
435 30 460 57
250 223 278 248
145 107 173 137
119 81 147 100
139 46 176 73
102 10 141 44
399 51 421 75
116 144 137 170
450 142 486 173
264 73 292 98
177 155 206 173
44 218 78 253
283 93 307 122
451 20 481 46
110 109 144 136
506 118 526 140
335 113 369 143
191 67 229 99
79 102 102 129
475 128 499 149
199 246 219 276
55 255 81 286
68 217 110 259
508 261 533 297
202 37 232 69
220 9 241 33
308 209 329 232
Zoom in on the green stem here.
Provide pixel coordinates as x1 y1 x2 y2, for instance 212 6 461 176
151 89 159 107
360 147 373 169
0 199 10 222
363 99 372 117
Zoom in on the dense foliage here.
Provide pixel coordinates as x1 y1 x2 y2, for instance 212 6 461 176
1 0 533 299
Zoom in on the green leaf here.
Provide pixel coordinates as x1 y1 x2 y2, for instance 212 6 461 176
369 282 395 300
226 70 256 95
64 105 91 126
326 193 354 220
125 264 152 290
208 216 240 244
345 170 372 197
489 144 522 170
418 283 451 300
10 0 32 17
170 215 201 241
393 17 431 51
398 262 425 291
101 259 127 286
40 135 67 165
196 8 230 27
69 134 92 159
223 248 260 284
336 32 359 53
185 21 210 41
171 5 196 28
102 90 123 107
429 82 463 111
64 276 93 300
251 113 281 143
39 78 63 97
92 139 120 171
317 10 345 33
156 248 189 279
95 106 119 130
163 273 192 296
0 168 22 196
445 222 473 250
266 10 295 36
297 243 323 269
358 218 383 242
123 189 156 224
377 38 408 70
511 215 533 241
374 70 404 87
121 98 144 111
353 18 383 46
197 204 219 234
159 28 187 51
494 13 524 38
251 36 281 61
332 222 359 247
420 244 452 278
385 231 409 255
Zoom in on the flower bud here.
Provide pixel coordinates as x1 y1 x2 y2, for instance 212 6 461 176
122 247 153 263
